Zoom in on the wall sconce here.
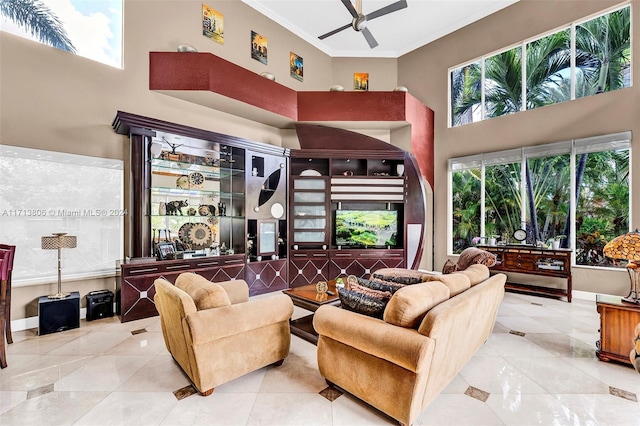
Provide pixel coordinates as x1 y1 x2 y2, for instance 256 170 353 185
260 72 276 81
177 44 198 53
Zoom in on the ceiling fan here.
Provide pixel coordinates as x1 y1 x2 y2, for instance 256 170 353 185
318 0 408 49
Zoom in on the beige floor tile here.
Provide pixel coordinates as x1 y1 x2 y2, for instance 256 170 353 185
247 393 333 425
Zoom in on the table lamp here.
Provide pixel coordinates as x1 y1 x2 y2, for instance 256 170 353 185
41 232 77 299
603 230 640 304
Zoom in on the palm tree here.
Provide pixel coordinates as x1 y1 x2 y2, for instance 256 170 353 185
1 0 76 53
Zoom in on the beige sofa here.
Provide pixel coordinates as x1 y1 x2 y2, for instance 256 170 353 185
154 273 294 395
313 265 506 426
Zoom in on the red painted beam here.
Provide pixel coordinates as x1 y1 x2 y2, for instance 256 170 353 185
297 91 407 122
149 52 297 120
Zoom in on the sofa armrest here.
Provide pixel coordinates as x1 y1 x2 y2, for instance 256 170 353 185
217 279 250 304
313 305 434 373
185 293 293 345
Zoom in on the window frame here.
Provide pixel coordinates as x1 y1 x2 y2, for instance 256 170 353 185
448 131 631 270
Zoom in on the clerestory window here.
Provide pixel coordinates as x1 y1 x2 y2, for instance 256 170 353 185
450 3 631 127
0 0 123 69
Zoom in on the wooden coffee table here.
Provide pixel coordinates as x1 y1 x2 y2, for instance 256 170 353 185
283 280 340 344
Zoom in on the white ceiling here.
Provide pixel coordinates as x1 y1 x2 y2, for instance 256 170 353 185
242 0 519 58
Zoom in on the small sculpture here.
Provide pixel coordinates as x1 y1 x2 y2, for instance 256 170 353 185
316 281 328 294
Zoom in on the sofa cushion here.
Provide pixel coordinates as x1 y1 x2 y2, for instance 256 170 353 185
371 268 430 284
456 264 490 286
423 273 471 297
175 272 231 310
383 281 450 328
338 287 388 319
456 247 497 271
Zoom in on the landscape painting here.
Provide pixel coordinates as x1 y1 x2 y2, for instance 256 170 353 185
251 31 268 64
290 52 303 82
354 73 369 91
202 4 224 44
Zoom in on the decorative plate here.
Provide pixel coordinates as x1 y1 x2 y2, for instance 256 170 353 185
300 169 321 176
270 202 284 219
188 223 213 249
189 171 205 189
176 175 190 189
178 223 195 243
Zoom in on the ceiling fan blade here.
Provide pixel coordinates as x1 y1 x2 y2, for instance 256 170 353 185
361 27 378 49
365 0 407 21
341 0 359 18
319 23 352 40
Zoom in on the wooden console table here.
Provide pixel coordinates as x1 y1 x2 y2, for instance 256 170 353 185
479 245 572 302
596 294 640 366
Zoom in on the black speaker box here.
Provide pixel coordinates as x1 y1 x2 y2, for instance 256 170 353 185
86 290 114 321
38 291 80 335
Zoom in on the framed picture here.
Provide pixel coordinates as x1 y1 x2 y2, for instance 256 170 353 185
157 242 176 260
251 31 268 65
354 73 369 91
290 52 303 82
202 4 224 44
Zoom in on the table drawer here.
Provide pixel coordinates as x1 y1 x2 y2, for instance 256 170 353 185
504 253 535 271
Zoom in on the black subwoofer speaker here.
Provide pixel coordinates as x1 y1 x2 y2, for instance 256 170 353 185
38 291 80 335
86 290 114 321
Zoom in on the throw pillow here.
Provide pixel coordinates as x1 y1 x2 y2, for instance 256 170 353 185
442 259 458 274
371 273 423 285
345 279 393 300
360 277 406 294
337 287 388 319
456 247 497 271
175 272 231 310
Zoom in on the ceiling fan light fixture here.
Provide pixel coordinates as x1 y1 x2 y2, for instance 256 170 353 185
352 15 367 32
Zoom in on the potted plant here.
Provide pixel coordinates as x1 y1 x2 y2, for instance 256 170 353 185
488 235 499 246
550 235 566 250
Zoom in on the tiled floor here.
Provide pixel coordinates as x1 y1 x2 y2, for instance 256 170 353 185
1 292 639 425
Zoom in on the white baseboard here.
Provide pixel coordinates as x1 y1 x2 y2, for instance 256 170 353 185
10 308 88 333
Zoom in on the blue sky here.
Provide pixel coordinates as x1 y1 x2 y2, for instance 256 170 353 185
1 0 123 68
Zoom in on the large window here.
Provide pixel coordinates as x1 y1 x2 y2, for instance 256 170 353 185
449 132 630 268
0 146 124 284
0 0 123 68
450 4 631 127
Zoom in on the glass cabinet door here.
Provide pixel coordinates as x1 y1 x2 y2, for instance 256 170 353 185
257 220 277 255
291 177 328 247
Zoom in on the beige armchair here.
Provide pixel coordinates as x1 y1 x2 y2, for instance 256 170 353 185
154 273 294 395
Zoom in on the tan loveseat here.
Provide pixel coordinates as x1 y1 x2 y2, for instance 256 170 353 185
154 273 294 395
313 265 506 426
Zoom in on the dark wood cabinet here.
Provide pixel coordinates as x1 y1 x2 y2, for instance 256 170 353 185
480 245 572 302
329 249 404 279
245 258 288 295
596 294 640 366
118 254 245 322
289 250 330 288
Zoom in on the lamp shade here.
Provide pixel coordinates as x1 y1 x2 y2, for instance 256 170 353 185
42 233 77 250
603 230 640 262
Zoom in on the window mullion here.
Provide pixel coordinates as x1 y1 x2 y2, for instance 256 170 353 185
521 42 527 112
481 57 486 120
480 160 486 239
570 22 576 100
